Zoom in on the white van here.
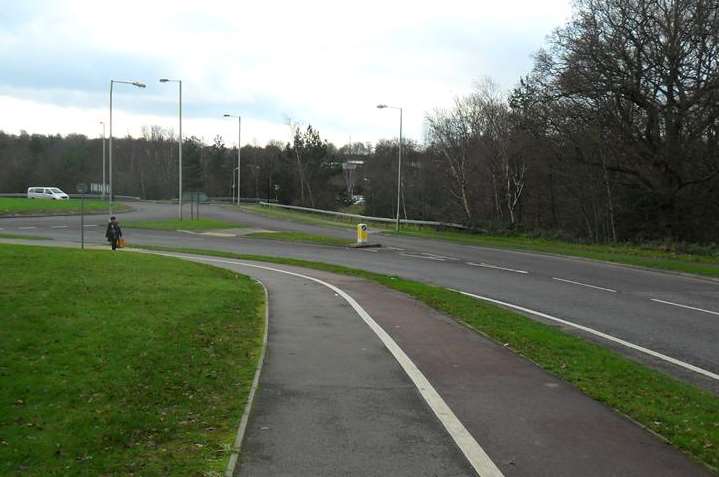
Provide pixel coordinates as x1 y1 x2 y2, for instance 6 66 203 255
27 187 70 200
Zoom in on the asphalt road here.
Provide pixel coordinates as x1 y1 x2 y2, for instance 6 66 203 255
2 201 718 393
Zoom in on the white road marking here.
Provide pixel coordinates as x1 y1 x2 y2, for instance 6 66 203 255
51 225 68 229
18 226 37 230
467 262 528 274
552 277 616 293
386 247 405 251
422 253 459 261
83 224 97 227
650 298 719 317
401 252 446 261
154 252 503 477
360 248 379 253
455 289 719 382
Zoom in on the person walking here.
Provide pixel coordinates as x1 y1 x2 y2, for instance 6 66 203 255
105 216 123 251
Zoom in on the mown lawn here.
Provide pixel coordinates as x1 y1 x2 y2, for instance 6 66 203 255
0 245 264 476
0 198 130 216
246 231 351 247
124 218 245 231
132 244 719 474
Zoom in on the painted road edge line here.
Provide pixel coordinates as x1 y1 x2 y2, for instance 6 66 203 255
467 262 528 274
225 279 270 477
454 289 719 382
552 277 616 293
650 298 719 317
159 253 503 477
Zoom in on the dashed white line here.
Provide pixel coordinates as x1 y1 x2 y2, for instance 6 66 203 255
154 252 504 477
401 252 446 261
386 247 405 251
467 262 528 274
18 226 37 230
83 224 97 227
650 298 719 317
422 253 459 261
360 248 380 253
51 225 68 229
552 277 616 293
455 289 719 382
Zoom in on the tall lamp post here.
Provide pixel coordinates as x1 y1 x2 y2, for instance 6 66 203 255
109 80 145 215
377 104 403 232
99 121 106 200
223 114 241 205
160 78 183 220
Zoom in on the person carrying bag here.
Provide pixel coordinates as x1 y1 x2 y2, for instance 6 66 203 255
105 216 124 251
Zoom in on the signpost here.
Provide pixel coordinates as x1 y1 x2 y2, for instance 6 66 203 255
76 183 87 249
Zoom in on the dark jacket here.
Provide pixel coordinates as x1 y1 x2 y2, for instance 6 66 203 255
105 222 122 241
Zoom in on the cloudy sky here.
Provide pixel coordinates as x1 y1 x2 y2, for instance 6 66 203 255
0 0 571 147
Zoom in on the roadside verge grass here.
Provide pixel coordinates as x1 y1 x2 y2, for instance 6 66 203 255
124 218 245 231
246 231 351 247
239 203 719 279
0 233 51 240
0 197 130 216
0 244 264 476
131 244 719 474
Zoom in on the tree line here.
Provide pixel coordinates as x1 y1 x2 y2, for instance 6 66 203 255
2 0 718 244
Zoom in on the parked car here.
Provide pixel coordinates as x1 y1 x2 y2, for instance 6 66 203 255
27 187 69 200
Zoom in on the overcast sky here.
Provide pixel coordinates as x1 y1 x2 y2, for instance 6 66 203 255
0 0 572 147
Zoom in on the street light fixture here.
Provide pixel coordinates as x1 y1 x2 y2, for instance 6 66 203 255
377 103 403 232
224 114 241 205
99 121 106 200
160 78 183 220
109 80 145 215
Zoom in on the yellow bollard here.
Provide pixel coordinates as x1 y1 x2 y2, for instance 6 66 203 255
356 223 368 244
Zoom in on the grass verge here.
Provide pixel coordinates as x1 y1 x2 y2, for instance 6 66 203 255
240 204 719 278
0 244 264 476
0 233 50 240
0 197 130 216
131 243 719 473
246 231 351 247
124 218 245 231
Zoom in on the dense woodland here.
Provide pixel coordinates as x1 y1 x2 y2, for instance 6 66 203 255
2 0 718 244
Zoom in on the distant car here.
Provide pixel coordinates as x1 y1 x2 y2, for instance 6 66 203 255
352 195 365 205
27 187 69 200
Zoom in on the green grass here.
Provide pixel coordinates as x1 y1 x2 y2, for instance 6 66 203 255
235 204 357 229
241 204 719 278
0 233 50 240
130 244 719 474
0 244 265 476
0 198 130 216
246 231 351 247
124 218 245 231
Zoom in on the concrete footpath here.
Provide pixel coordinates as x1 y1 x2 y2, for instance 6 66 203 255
168 254 711 477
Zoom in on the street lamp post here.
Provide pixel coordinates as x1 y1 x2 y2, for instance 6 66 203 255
377 104 403 232
224 114 241 205
160 79 183 220
99 121 106 200
109 80 146 215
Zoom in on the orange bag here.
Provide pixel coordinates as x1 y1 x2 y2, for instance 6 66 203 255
117 238 127 248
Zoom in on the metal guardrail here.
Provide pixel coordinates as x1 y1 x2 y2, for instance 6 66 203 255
258 202 469 230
